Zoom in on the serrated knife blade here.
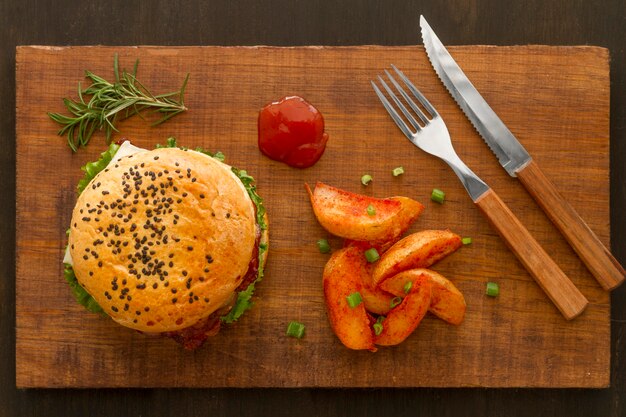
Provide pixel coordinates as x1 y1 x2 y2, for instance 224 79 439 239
420 15 530 176
419 15 625 290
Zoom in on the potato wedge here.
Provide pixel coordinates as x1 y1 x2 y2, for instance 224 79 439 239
371 230 462 285
380 268 466 325
360 263 394 315
306 182 423 242
323 247 376 351
374 275 432 346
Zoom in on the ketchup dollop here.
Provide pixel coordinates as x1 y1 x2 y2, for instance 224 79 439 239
258 96 329 168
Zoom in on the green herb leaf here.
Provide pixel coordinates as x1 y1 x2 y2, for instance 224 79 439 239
48 54 189 152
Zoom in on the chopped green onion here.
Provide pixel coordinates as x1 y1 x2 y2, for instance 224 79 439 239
286 321 306 338
364 248 380 263
390 296 403 308
486 282 499 297
346 292 363 308
462 237 472 245
317 239 331 254
403 281 413 294
361 174 373 185
392 166 405 177
373 317 385 335
366 204 376 216
431 188 445 204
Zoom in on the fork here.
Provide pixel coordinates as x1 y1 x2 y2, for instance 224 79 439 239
372 66 588 320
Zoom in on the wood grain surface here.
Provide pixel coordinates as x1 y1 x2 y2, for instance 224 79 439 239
16 45 610 388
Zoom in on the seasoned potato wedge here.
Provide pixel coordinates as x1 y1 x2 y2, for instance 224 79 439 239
380 268 466 325
360 263 394 315
323 247 376 351
371 230 462 285
306 182 423 242
374 275 432 346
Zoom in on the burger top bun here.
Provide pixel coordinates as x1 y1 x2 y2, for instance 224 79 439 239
68 147 257 333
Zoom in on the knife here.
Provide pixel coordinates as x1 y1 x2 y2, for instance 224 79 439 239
420 15 625 291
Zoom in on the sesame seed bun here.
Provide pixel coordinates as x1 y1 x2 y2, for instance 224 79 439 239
69 147 260 333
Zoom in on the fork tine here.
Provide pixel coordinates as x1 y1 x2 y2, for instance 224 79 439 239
391 65 439 118
371 81 414 139
384 69 430 126
376 76 422 132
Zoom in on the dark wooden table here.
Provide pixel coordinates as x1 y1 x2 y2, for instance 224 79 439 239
2 1 624 415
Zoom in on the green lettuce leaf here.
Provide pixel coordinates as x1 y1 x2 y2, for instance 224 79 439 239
64 263 104 314
76 142 120 195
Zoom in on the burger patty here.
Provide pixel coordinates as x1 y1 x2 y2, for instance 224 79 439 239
162 225 261 350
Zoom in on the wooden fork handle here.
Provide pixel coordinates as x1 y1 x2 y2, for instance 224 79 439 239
475 188 588 320
516 160 625 290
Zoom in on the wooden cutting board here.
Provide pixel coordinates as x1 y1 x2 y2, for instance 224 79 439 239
16 45 611 388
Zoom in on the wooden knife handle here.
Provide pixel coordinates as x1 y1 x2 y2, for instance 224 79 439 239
516 160 625 290
475 188 588 320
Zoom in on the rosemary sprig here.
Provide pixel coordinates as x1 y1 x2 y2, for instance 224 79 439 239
48 54 189 152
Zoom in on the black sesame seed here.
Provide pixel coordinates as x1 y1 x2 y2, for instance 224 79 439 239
111 306 118 312
172 298 177 303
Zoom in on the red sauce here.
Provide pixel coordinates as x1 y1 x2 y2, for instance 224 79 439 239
258 96 329 168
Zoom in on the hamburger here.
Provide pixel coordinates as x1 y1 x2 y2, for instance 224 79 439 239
63 138 268 349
